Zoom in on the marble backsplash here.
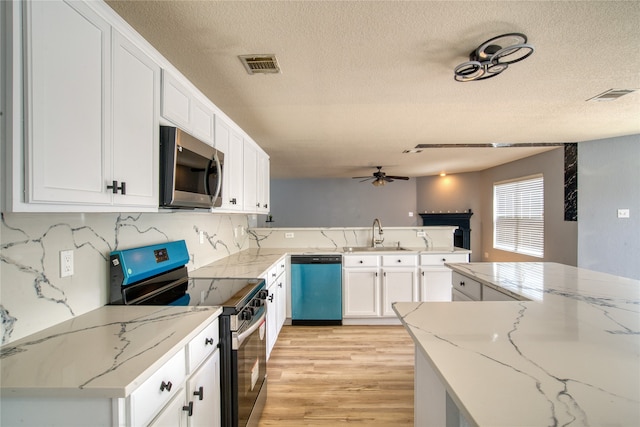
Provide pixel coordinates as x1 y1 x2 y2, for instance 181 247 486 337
0 211 252 345
248 226 457 249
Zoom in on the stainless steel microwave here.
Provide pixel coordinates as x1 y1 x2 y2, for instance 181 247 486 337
159 126 224 209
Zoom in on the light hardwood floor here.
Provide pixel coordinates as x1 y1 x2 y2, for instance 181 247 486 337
258 325 415 426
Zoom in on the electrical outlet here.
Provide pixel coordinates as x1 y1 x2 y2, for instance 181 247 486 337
416 231 426 237
408 212 414 217
60 250 74 278
617 209 630 218
199 230 205 244
285 232 294 239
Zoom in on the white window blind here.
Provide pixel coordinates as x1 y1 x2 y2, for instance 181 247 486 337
493 174 544 258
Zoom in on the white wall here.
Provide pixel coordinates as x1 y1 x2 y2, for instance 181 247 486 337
578 135 640 279
267 178 418 227
479 147 578 266
416 172 482 261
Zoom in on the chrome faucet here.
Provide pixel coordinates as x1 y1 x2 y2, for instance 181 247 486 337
371 218 384 247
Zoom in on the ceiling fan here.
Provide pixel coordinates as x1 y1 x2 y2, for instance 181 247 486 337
352 166 410 186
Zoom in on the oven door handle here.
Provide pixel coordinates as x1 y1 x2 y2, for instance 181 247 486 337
233 310 266 350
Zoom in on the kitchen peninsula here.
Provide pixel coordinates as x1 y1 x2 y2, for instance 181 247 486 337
394 262 640 427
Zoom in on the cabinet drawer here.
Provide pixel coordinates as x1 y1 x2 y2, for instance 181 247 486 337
381 254 417 267
451 272 481 301
420 253 469 266
343 255 380 268
129 347 187 427
266 265 278 287
187 318 219 373
276 256 286 278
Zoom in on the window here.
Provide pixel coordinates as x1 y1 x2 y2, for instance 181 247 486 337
493 174 544 257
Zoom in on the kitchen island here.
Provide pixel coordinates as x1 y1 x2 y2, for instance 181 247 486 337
393 262 640 427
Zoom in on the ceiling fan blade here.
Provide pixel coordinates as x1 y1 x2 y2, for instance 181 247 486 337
359 178 373 182
352 176 372 179
386 175 410 180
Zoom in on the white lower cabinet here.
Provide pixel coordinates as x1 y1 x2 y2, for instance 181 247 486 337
420 253 470 302
0 317 221 427
482 285 519 301
264 256 287 359
343 254 418 320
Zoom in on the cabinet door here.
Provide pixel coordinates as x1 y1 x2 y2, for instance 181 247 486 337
112 30 159 208
26 0 111 205
228 131 245 209
148 387 187 427
161 70 191 129
256 150 270 213
242 140 258 211
382 268 418 316
420 268 453 302
343 268 380 317
276 271 287 333
266 282 277 359
187 351 221 427
191 99 214 146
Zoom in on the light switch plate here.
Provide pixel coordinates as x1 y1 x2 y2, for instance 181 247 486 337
285 232 294 238
617 209 630 218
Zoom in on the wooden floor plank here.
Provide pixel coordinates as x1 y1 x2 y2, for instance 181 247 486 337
258 325 415 426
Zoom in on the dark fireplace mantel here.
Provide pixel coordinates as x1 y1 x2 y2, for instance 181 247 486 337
419 210 473 249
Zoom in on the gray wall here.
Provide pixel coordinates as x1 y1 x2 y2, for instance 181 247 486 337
267 178 418 227
416 172 482 261
578 135 640 279
479 147 578 266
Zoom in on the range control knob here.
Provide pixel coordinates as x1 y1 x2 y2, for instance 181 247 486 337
240 309 253 321
251 299 263 308
257 290 269 300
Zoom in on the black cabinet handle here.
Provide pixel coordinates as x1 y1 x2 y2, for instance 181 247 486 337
359 260 363 264
160 381 172 392
460 281 465 287
107 181 126 195
397 259 402 263
442 258 446 262
193 386 204 401
278 282 282 288
268 294 274 302
183 401 194 416
205 337 214 345
230 198 237 205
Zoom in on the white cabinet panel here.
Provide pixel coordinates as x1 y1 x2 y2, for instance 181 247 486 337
451 272 482 301
242 140 258 211
112 30 159 207
186 351 221 427
26 0 111 205
161 70 191 130
483 285 518 301
420 269 453 302
343 268 380 317
191 99 214 145
382 268 418 316
148 387 187 427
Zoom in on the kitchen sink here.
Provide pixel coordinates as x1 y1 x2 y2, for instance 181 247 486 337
343 246 409 252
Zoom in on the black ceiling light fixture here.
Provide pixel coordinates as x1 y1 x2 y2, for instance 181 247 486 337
454 33 534 82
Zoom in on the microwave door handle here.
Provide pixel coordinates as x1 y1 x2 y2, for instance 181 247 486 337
211 152 222 201
204 159 213 199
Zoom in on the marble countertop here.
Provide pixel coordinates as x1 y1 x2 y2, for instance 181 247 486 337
393 262 640 427
0 305 221 398
189 247 470 278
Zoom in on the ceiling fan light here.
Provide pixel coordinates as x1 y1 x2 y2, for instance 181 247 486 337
372 178 385 187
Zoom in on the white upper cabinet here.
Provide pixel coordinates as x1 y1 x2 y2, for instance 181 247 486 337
214 116 244 210
112 30 160 207
11 0 160 211
161 70 214 146
242 139 258 212
25 0 112 206
257 149 270 213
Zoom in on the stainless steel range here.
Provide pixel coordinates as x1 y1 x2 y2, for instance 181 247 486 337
109 240 268 427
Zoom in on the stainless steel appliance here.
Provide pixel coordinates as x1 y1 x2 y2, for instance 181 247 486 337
109 240 267 427
290 255 342 325
160 126 224 209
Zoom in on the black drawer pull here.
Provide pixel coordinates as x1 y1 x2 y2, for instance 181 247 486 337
183 401 194 416
193 386 204 400
205 337 214 345
459 281 465 287
160 381 172 392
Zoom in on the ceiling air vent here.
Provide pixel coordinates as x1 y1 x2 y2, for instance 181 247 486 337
238 55 281 75
587 89 637 102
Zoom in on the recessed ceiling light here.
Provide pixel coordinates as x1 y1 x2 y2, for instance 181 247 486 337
587 89 637 102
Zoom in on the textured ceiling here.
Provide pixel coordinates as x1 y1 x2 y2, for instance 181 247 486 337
106 0 640 179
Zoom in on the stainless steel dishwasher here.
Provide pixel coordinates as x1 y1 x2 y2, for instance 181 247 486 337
290 255 342 325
